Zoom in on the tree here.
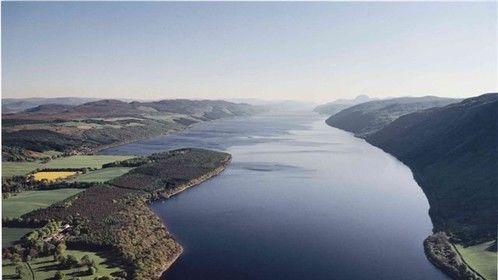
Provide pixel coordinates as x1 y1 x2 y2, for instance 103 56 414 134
66 254 79 268
29 248 39 258
56 242 67 256
57 255 67 266
54 271 65 280
81 255 93 267
12 253 22 264
88 266 97 275
15 265 24 278
115 271 127 278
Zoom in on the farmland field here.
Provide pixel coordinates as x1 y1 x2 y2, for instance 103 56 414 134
2 161 42 177
2 249 123 280
44 155 135 169
33 171 77 181
2 227 36 248
456 242 497 280
2 189 83 219
71 167 132 183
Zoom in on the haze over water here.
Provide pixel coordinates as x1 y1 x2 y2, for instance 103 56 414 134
102 112 446 280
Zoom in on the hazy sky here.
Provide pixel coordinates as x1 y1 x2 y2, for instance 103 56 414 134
2 2 497 102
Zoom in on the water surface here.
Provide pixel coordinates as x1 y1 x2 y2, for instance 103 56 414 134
102 112 445 280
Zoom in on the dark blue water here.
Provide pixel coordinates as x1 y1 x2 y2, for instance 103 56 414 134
101 112 445 280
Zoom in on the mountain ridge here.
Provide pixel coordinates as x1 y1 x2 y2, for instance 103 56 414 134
366 93 498 241
325 96 461 137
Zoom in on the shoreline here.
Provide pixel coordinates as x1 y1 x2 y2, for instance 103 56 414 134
145 155 232 279
326 122 487 280
15 149 232 280
424 232 485 280
95 115 250 155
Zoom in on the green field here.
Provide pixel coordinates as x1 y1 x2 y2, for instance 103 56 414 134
44 155 134 169
2 189 84 219
456 241 497 280
71 167 133 183
2 227 36 248
2 161 42 177
2 249 123 280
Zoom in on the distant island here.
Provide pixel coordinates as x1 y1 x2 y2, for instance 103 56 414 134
323 93 498 280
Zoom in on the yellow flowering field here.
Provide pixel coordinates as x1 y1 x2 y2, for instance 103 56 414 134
33 171 77 182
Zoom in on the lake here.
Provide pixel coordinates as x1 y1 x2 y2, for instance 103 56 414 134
101 112 446 280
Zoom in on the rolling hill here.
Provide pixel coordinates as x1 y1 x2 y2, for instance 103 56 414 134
2 97 99 113
325 96 460 137
2 99 261 160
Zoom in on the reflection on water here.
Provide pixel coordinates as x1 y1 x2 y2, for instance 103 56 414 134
102 112 446 280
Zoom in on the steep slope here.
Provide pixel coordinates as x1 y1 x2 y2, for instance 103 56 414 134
367 93 497 241
326 96 460 137
313 95 374 115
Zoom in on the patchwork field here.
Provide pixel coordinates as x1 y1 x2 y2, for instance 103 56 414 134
2 249 123 280
44 155 134 169
33 171 77 181
2 188 84 219
2 161 42 177
2 227 36 248
456 241 497 280
71 167 132 183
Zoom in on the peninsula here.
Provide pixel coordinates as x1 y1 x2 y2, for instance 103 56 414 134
3 148 231 279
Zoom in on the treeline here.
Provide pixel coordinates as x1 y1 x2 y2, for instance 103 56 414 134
102 157 150 168
2 176 96 195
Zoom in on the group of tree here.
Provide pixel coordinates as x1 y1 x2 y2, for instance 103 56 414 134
2 175 95 194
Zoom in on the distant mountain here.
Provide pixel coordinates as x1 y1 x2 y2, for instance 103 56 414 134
3 99 260 121
2 97 99 113
325 96 460 137
2 99 261 160
366 93 498 241
24 104 73 114
226 99 316 113
138 99 262 120
313 95 375 115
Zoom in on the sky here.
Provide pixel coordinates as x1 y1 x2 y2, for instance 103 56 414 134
2 1 497 103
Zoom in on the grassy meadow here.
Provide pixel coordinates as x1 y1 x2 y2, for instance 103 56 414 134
456 241 497 280
2 161 42 177
44 155 134 169
71 167 132 183
2 189 84 219
2 249 123 280
2 227 37 248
